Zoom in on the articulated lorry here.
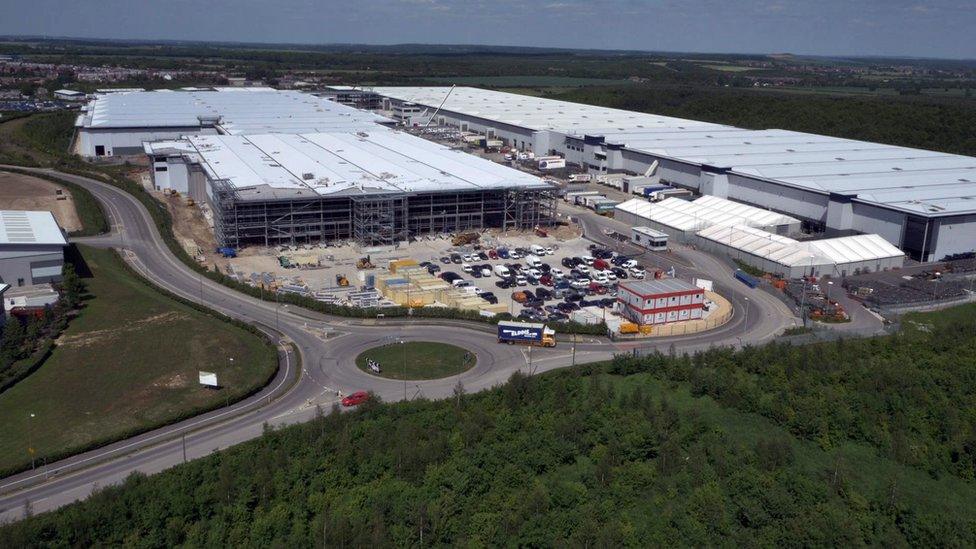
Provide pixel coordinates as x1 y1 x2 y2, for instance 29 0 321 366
497 321 557 348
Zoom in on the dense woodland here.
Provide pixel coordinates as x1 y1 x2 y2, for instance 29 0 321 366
3 304 976 546
554 86 976 157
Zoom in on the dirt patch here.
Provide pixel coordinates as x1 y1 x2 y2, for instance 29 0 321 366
156 187 222 269
57 311 191 348
0 171 82 232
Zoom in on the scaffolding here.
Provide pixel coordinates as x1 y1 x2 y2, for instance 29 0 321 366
210 184 558 248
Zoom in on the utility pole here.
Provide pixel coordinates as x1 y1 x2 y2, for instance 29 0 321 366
799 278 808 327
571 335 577 367
275 292 280 331
182 433 187 464
402 339 407 401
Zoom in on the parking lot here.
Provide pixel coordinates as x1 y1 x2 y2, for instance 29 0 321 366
222 224 666 326
424 239 654 324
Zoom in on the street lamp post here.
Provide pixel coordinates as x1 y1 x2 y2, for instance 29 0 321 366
27 412 35 470
826 280 834 312
401 339 407 401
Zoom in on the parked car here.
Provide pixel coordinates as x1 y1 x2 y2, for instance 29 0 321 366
461 263 473 273
488 249 499 259
426 264 441 275
536 288 553 300
497 248 510 259
515 275 528 286
481 292 499 304
612 267 628 279
539 274 554 286
561 257 576 268
440 256 452 264
611 256 629 266
342 391 369 407
477 251 489 261
512 291 529 303
622 259 639 269
450 253 463 264
496 279 513 289
548 312 568 322
440 271 461 282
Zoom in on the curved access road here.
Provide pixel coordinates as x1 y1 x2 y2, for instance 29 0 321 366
0 167 797 522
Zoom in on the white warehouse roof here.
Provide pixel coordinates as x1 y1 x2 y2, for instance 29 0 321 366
804 234 904 265
373 87 976 218
79 89 391 134
0 210 67 246
372 86 728 134
616 196 799 233
697 223 903 268
696 224 829 268
182 129 549 196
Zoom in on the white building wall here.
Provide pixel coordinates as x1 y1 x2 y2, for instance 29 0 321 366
931 214 976 260
79 127 215 157
726 174 829 223
850 203 906 249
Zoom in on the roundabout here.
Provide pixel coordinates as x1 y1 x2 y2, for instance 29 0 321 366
355 341 476 380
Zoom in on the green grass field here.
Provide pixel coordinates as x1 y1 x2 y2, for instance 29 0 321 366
355 341 474 380
0 245 276 474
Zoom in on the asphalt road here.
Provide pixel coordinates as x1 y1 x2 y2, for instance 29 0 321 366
0 168 798 522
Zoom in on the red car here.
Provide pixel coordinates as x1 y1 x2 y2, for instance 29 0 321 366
342 391 369 407
488 249 499 260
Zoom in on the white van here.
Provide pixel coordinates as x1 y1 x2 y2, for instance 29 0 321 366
529 244 546 256
525 254 543 268
493 265 511 278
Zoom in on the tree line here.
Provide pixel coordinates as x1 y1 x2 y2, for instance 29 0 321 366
3 303 976 546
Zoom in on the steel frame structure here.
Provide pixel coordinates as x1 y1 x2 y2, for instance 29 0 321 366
209 185 558 248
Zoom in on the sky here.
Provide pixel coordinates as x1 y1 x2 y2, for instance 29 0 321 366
2 0 974 59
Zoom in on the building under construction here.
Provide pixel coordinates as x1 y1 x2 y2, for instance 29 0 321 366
146 130 557 248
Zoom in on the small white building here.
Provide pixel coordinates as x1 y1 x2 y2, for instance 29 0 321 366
54 89 85 101
631 226 668 251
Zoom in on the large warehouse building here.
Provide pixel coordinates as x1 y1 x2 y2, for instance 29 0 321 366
0 210 67 287
145 129 556 247
372 86 976 261
75 88 392 157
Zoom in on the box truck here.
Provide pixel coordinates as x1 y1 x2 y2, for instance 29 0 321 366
497 321 556 347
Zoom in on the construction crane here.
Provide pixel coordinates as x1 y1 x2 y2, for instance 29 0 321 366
422 84 456 130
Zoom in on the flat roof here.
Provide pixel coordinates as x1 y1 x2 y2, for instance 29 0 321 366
0 210 67 246
372 87 976 217
182 129 550 196
373 86 727 133
80 89 391 133
620 278 701 296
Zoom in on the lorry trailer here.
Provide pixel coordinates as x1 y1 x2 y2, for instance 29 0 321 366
497 321 557 347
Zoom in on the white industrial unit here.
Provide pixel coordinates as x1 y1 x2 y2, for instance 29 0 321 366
372 87 976 261
695 224 905 278
0 211 68 287
614 196 801 242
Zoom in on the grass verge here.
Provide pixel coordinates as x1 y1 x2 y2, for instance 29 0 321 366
355 341 475 380
0 245 277 476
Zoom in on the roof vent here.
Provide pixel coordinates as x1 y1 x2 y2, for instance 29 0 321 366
302 173 314 180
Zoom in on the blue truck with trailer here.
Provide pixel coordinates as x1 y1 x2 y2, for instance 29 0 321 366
496 321 556 347
734 269 759 288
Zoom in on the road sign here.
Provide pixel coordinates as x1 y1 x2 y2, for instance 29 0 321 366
199 371 218 387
